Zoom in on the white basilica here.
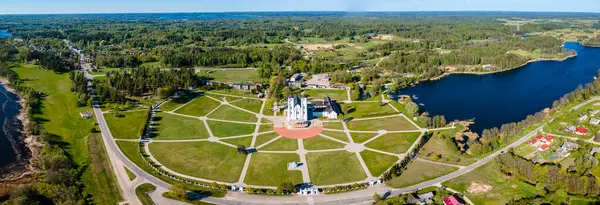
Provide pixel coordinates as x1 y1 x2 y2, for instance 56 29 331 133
287 95 308 122
286 95 340 128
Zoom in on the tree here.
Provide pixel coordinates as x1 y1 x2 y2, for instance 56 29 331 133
373 193 381 202
282 86 291 98
169 184 187 199
404 101 419 116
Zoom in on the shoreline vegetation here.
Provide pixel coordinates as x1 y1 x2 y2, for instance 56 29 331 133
0 78 41 196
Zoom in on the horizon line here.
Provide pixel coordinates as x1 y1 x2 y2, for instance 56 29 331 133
1 10 600 15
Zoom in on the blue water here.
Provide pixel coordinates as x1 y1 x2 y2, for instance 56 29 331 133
0 30 11 38
0 85 24 169
395 42 600 133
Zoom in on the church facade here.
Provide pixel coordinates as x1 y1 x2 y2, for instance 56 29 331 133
286 95 340 127
287 95 309 122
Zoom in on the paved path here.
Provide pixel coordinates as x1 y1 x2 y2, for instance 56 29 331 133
296 139 311 183
570 96 600 111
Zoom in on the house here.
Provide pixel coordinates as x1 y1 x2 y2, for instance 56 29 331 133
561 141 579 150
575 127 587 135
311 96 341 119
591 110 600 116
297 184 320 195
544 135 554 144
591 147 600 155
231 82 252 91
79 111 93 119
564 125 577 132
443 195 465 205
408 192 435 204
590 118 600 125
305 74 331 88
578 115 589 122
288 73 304 88
539 144 550 151
482 64 493 70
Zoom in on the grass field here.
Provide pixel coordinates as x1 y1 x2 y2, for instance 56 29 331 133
259 137 298 151
303 136 346 150
545 103 600 139
149 142 247 183
320 130 349 142
254 132 279 147
365 132 421 154
221 136 253 147
207 105 258 122
104 110 148 139
386 161 458 188
159 92 200 111
175 96 221 117
244 153 303 186
346 116 417 131
443 161 545 205
360 150 399 177
13 64 121 204
258 124 273 132
125 167 136 180
350 132 378 143
154 113 209 140
322 121 344 130
230 98 263 114
206 120 256 138
207 90 258 98
418 128 480 166
135 183 156 205
303 89 348 101
197 69 261 82
307 151 367 185
341 102 398 119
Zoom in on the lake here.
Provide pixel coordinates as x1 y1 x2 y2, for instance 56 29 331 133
0 30 11 38
394 42 600 133
0 85 25 170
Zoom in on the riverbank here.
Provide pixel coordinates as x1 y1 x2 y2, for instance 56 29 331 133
0 78 41 196
426 53 578 83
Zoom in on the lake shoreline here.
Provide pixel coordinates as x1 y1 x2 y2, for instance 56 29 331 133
0 78 40 194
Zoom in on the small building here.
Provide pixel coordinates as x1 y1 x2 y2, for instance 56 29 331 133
443 195 465 205
591 147 600 155
578 115 589 122
305 74 331 88
287 162 302 170
297 184 320 195
231 82 253 91
310 96 340 119
564 125 577 133
80 111 93 119
539 144 550 151
590 118 600 125
591 110 600 116
290 73 304 82
561 141 579 150
575 127 587 135
482 64 493 70
408 192 435 204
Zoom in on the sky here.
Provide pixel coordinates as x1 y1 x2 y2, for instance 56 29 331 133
0 0 599 14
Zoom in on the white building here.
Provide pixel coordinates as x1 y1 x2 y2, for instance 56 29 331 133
311 96 340 119
287 96 308 122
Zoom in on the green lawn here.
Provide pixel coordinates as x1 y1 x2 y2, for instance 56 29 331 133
545 103 600 139
418 128 480 166
149 142 247 183
135 183 156 205
320 130 349 142
125 166 136 180
307 151 367 185
360 150 399 177
258 124 274 133
259 137 298 151
206 121 256 138
207 105 258 122
13 64 121 204
350 132 378 143
230 98 263 114
197 69 261 82
387 161 458 188
221 136 253 147
303 136 346 150
244 153 303 186
346 116 417 131
443 161 546 205
207 90 258 98
341 102 399 119
175 96 221 117
322 121 344 130
104 110 149 139
159 93 200 112
254 132 279 147
303 89 348 101
153 113 209 140
365 132 421 154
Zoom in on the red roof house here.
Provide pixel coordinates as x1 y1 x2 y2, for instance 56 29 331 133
545 136 554 143
535 135 544 140
443 195 464 205
526 139 538 145
575 127 587 135
539 144 550 151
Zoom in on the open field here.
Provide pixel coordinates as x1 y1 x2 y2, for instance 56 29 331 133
13 64 121 203
207 90 258 98
341 102 398 119
244 153 303 186
153 113 209 140
197 69 261 82
365 132 421 154
175 96 221 117
350 132 378 143
322 121 344 130
222 136 253 147
386 161 458 188
158 92 200 111
104 110 148 139
303 89 348 101
206 120 256 138
307 151 367 185
258 124 274 132
254 132 279 147
303 136 346 150
230 98 263 113
208 105 258 122
320 130 349 142
443 161 545 205
418 128 480 166
346 116 417 131
360 150 399 177
259 137 298 151
149 142 247 183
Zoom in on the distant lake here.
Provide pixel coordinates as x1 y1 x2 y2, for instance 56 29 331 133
394 42 600 133
0 85 25 169
0 30 11 38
